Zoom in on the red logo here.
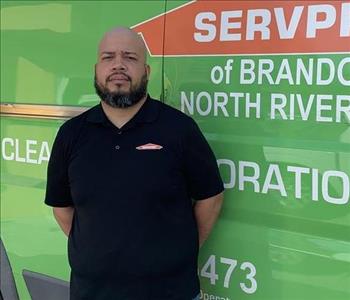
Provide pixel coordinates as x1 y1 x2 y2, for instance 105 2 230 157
136 143 163 150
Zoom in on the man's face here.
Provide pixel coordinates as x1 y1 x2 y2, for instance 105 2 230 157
94 31 150 108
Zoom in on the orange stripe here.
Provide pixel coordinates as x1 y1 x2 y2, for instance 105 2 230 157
135 1 350 55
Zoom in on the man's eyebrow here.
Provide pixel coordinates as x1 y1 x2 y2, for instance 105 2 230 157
122 51 138 56
100 51 139 56
100 51 115 56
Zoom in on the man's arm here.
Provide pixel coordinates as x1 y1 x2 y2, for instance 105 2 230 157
52 206 74 237
193 192 224 248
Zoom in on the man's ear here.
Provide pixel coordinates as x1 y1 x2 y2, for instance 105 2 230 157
145 64 151 80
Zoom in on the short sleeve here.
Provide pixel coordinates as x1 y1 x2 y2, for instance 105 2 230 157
44 125 74 207
182 118 224 200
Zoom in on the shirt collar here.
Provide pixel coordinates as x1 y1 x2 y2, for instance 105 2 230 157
86 94 159 128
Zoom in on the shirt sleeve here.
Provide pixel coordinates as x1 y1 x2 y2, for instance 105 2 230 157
182 118 224 201
44 125 74 207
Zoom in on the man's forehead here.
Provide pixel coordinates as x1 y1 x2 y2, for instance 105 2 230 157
99 49 139 55
98 28 146 57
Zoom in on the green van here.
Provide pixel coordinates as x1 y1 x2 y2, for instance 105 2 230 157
1 1 349 299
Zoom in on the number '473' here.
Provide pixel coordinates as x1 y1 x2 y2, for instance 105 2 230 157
200 255 257 294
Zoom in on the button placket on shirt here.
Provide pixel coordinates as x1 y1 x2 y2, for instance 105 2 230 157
114 129 123 150
114 122 139 151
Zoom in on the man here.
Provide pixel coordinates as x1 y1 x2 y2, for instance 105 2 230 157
45 27 224 300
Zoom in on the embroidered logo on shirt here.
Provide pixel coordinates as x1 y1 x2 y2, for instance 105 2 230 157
136 143 163 150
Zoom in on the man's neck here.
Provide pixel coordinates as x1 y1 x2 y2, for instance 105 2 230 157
100 95 147 129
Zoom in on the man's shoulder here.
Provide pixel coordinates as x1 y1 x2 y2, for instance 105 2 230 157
58 104 98 136
150 97 194 127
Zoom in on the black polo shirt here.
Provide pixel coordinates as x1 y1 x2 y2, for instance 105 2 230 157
45 94 224 300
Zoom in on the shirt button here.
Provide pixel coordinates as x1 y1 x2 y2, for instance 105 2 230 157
115 145 120 150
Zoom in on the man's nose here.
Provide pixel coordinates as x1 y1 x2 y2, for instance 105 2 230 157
111 56 126 71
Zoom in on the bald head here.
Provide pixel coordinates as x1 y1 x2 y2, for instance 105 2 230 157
97 27 148 62
94 26 151 108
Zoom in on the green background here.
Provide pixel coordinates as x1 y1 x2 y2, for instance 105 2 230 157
1 1 349 299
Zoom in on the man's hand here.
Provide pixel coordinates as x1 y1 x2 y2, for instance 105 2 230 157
52 206 74 237
193 192 224 248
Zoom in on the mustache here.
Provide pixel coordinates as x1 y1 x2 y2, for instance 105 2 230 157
106 72 131 82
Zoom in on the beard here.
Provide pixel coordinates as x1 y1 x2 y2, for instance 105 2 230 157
94 72 148 108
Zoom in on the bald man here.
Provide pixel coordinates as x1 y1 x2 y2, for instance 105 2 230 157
45 27 224 300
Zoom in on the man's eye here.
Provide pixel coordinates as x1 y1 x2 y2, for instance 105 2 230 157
102 56 112 60
127 56 136 60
